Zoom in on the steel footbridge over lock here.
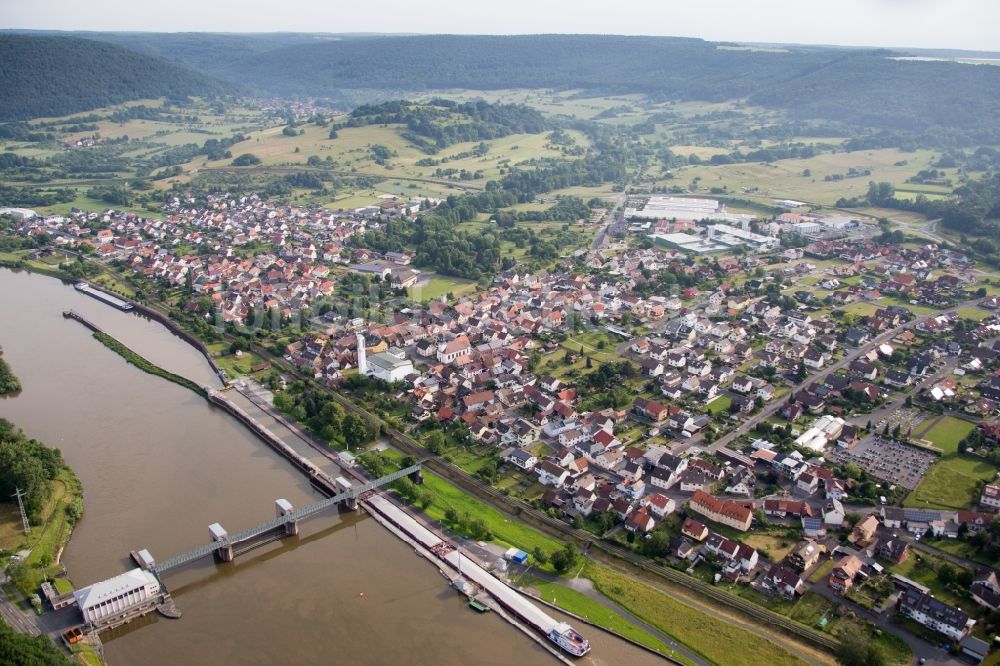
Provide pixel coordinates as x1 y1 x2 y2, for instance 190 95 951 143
132 463 423 577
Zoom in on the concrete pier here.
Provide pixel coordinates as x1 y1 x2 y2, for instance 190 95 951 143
335 477 358 510
275 499 298 536
209 523 233 562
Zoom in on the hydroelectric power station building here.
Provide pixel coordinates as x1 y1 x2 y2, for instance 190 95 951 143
73 568 161 624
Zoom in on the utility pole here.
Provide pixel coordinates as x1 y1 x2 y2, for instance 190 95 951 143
12 488 30 536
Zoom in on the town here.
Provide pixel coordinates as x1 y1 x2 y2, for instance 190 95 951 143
6 182 1000 664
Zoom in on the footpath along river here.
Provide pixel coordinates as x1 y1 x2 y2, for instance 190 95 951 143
0 268 667 665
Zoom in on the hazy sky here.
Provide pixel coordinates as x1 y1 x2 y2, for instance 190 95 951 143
4 0 999 52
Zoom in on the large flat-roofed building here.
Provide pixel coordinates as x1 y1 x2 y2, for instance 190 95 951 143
707 224 780 251
74 568 161 624
365 347 414 383
647 233 730 255
626 196 756 227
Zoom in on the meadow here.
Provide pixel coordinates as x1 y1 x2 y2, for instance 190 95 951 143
663 148 956 207
584 563 815 666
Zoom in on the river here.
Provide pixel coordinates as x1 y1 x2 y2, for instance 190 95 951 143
0 269 665 666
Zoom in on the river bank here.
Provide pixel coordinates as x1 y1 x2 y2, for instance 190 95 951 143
0 346 21 395
0 268 584 666
0 421 84 604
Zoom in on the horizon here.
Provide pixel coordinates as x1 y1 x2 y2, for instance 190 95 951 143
4 0 999 52
4 28 1000 56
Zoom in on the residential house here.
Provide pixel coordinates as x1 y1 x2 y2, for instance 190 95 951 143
537 461 570 488
761 565 806 599
970 571 1000 611
641 493 676 519
828 555 864 594
763 499 812 519
897 588 975 642
981 484 1000 510
850 515 880 546
787 540 825 572
504 448 539 471
878 539 910 564
625 508 657 533
681 517 708 542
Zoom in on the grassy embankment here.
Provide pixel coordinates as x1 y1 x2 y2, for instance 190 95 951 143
584 563 812 666
92 331 203 395
527 578 694 663
0 250 72 281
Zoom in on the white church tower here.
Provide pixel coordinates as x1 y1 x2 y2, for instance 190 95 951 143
356 332 368 375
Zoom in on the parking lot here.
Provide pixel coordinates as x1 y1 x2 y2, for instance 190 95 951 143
826 435 937 490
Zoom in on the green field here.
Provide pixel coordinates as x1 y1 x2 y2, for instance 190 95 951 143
836 301 880 318
920 416 976 454
955 306 995 321
905 452 996 510
665 148 953 207
206 342 268 380
529 579 680 659
585 563 814 666
706 394 732 416
408 275 478 302
807 559 835 584
419 471 564 557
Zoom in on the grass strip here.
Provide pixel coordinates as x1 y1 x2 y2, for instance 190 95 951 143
584 562 810 666
92 331 203 395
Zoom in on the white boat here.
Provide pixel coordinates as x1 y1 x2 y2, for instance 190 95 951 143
548 622 591 657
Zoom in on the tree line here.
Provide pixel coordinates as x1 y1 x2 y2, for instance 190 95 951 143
0 418 64 520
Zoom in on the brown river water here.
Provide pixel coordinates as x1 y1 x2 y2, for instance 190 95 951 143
0 269 665 666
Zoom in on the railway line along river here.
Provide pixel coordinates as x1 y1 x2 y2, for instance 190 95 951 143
0 268 665 666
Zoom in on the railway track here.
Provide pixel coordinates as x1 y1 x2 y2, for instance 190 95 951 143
244 342 840 653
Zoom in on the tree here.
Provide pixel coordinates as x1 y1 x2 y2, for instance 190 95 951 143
938 563 957 586
640 531 671 558
342 413 372 449
0 620 72 665
231 153 262 166
835 632 886 666
532 546 548 565
549 543 580 573
425 430 445 455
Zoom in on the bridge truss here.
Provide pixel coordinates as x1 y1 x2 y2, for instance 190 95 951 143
150 463 421 575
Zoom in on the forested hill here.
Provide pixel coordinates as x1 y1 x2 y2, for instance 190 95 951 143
4 32 1000 141
0 35 228 121
209 34 1000 138
218 34 822 97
